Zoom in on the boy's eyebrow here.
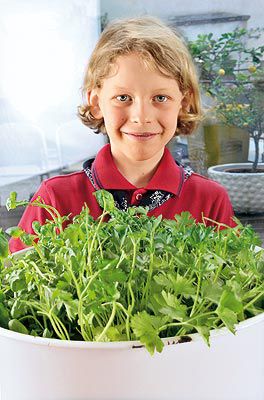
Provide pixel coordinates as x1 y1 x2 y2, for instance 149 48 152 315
113 86 172 92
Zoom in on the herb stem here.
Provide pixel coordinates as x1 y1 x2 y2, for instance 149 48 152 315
190 256 202 317
141 233 155 307
176 327 186 336
37 310 67 340
158 311 215 334
243 290 264 310
60 255 88 339
115 302 129 317
28 260 48 281
19 314 44 330
96 302 116 341
87 211 108 275
51 313 70 340
30 200 63 233
127 239 137 311
31 242 45 262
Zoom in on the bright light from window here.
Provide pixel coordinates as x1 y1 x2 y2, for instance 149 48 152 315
2 12 75 118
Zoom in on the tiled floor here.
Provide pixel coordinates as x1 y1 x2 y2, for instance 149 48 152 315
235 213 264 246
0 179 38 230
0 175 50 207
0 206 24 231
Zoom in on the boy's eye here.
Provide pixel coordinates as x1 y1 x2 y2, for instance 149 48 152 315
116 95 130 102
154 95 168 103
116 94 168 103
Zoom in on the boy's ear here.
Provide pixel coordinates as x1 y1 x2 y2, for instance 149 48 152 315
181 90 193 114
87 89 103 119
180 92 192 113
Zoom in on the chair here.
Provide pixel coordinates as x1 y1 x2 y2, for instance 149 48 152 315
56 120 107 169
0 122 49 187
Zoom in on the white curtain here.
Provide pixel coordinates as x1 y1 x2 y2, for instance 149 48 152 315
0 0 100 173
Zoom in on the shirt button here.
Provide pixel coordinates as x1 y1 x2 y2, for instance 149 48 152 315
136 193 143 201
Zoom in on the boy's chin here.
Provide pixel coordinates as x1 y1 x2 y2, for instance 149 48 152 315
124 147 163 162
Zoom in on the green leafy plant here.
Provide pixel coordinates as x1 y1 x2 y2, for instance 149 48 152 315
189 28 264 84
212 69 264 170
0 190 263 355
189 28 264 171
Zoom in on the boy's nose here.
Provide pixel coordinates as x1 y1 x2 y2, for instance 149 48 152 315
130 100 153 124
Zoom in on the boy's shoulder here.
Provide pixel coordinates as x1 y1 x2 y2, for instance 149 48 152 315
41 170 89 191
186 169 229 196
44 170 86 183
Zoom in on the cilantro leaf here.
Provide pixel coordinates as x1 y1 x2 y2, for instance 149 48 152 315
131 311 165 355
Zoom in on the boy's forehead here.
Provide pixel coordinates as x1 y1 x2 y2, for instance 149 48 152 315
103 54 177 88
116 53 161 71
107 53 171 77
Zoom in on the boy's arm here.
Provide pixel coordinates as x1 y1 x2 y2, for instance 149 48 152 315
210 188 237 228
8 182 53 253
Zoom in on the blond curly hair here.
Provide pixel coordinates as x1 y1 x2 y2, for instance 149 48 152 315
78 16 203 136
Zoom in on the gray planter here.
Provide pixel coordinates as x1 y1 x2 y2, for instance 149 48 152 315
208 163 264 213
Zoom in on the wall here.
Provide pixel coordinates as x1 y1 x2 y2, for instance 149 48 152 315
101 0 264 43
101 0 262 28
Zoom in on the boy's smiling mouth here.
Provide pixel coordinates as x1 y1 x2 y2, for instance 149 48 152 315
122 131 161 141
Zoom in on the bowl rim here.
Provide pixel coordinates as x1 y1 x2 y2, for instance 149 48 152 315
0 312 263 349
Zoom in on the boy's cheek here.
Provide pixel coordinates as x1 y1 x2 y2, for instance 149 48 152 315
105 110 127 127
103 118 122 135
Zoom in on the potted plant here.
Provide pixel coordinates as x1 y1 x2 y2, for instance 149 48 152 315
207 65 264 213
187 28 264 176
0 190 263 399
211 68 264 170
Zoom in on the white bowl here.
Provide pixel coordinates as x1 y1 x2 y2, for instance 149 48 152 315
0 249 263 400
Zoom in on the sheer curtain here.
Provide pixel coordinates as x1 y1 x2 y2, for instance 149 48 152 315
0 0 101 210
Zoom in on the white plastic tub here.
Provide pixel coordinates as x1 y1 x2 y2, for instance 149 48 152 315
1 248 263 400
0 312 263 400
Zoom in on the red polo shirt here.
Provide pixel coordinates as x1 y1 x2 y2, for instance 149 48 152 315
9 144 236 253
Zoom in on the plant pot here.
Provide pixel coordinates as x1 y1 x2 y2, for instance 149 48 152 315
208 163 264 213
188 124 250 176
0 250 263 400
0 314 263 400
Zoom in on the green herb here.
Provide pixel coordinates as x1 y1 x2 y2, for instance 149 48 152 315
0 229 8 262
0 190 263 355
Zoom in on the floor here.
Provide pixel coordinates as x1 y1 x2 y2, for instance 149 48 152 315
235 213 264 245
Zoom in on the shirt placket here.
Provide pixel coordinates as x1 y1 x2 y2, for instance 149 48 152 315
130 188 148 206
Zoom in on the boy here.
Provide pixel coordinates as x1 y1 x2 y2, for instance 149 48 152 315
9 16 235 253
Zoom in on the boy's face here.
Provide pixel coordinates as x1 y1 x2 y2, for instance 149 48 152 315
89 53 184 163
